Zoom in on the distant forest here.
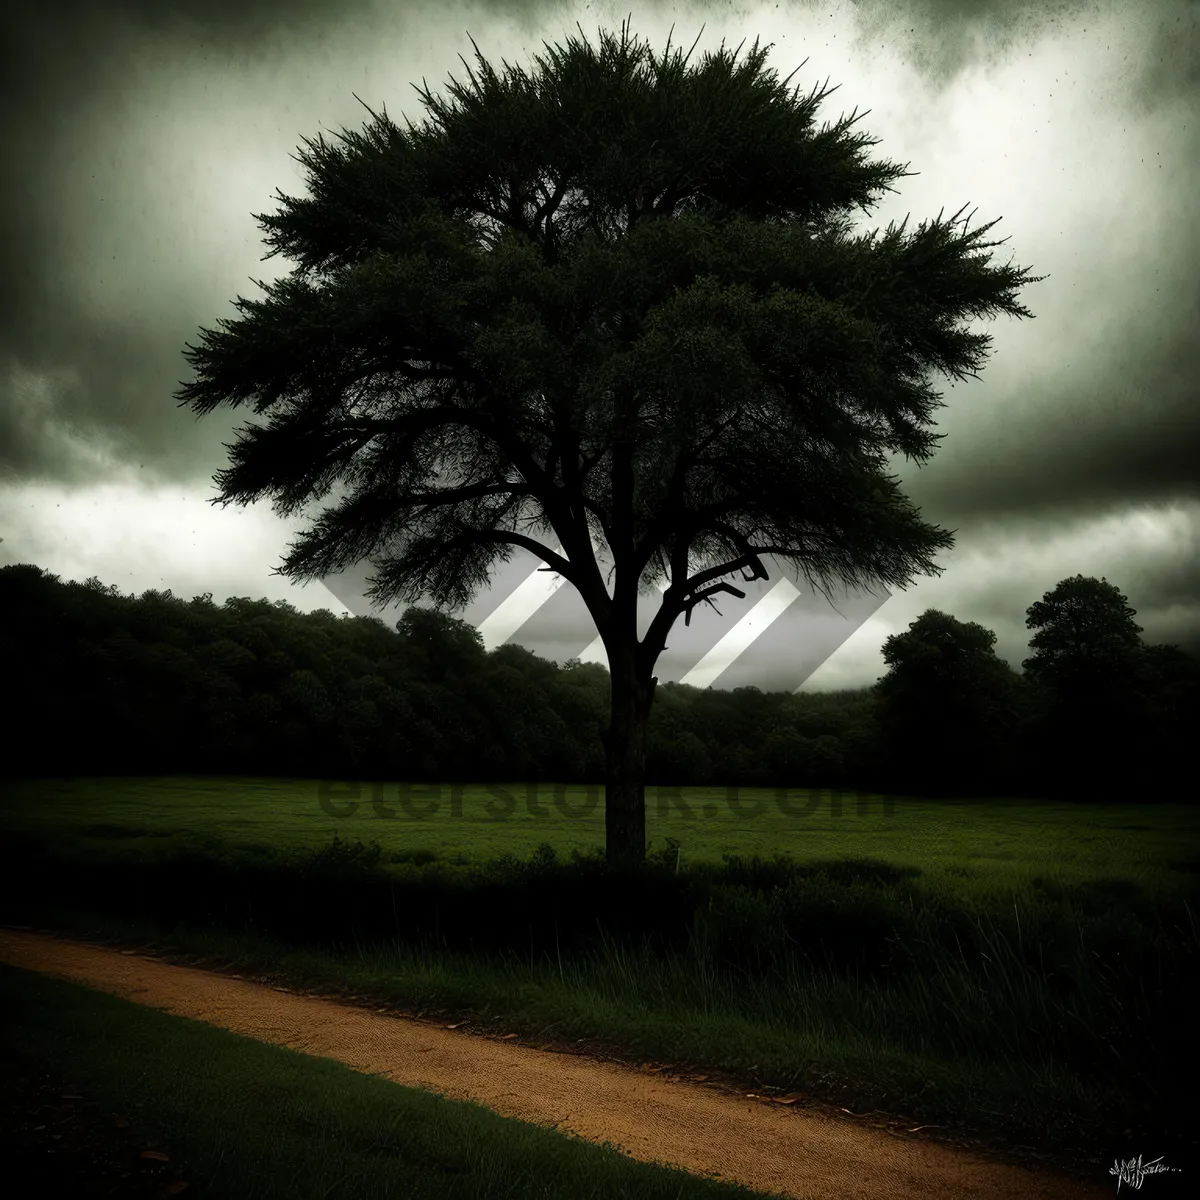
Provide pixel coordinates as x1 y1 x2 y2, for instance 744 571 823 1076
3 563 1195 802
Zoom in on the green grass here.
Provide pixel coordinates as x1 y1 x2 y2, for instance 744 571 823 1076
4 775 1198 898
0 962 788 1200
11 890 1166 1180
3 775 1197 1184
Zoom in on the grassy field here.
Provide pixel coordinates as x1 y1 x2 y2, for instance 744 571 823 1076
4 775 1197 897
2 775 1197 1187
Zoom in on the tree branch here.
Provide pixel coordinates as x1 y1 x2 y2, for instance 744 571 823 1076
680 581 747 626
708 520 771 584
531 177 568 235
467 528 577 578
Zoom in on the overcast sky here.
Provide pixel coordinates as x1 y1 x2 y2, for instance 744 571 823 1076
3 0 1197 693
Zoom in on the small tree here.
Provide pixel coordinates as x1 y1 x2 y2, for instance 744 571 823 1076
876 609 1021 795
395 605 487 680
1133 644 1200 793
175 19 1045 863
1022 576 1147 796
1023 575 1145 685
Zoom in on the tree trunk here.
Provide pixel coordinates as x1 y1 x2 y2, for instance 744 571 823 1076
602 655 657 866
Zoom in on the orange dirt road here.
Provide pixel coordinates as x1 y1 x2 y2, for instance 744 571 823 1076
0 929 1111 1200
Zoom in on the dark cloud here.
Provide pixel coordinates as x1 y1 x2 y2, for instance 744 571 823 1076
1 0 1196 683
902 280 1200 523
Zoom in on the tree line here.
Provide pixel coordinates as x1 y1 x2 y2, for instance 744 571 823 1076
4 563 1194 803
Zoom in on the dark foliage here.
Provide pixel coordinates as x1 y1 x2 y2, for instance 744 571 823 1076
2 562 1195 804
169 19 1047 863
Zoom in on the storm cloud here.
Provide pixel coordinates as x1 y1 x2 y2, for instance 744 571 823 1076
2 0 1197 688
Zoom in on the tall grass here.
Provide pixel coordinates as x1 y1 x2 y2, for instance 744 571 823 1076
3 779 1196 1170
9 835 1194 1165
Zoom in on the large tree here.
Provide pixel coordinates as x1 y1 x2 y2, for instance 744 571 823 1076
174 19 1044 863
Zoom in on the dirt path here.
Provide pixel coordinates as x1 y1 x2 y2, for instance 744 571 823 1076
0 928 1111 1200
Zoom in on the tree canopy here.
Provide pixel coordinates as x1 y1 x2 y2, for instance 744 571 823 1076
174 18 1046 861
1023 575 1145 685
1021 574 1166 798
6 561 1194 802
876 608 1024 796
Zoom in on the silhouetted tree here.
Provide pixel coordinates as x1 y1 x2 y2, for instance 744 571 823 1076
876 608 1022 795
170 22 1042 860
761 725 810 785
6 560 1196 803
1129 642 1200 794
1022 576 1148 799
397 606 487 681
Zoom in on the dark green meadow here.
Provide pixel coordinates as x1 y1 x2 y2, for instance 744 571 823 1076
6 775 1196 889
2 776 1198 1193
